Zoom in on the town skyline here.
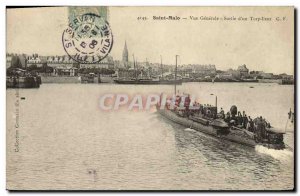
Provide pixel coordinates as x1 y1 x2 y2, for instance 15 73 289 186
6 51 294 76
7 7 294 74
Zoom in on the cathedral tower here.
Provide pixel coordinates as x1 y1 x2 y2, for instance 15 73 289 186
122 41 128 64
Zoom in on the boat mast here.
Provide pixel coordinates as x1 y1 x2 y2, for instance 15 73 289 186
132 54 137 80
146 58 150 78
175 55 179 95
210 93 218 111
160 55 163 79
136 58 138 80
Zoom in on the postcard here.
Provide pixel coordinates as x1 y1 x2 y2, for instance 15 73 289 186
6 6 294 190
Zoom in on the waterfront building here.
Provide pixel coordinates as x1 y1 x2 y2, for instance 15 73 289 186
249 71 262 79
7 53 27 69
278 73 293 80
113 60 122 69
237 64 249 77
53 65 78 76
27 54 41 65
44 56 74 68
175 64 216 78
191 64 216 76
260 72 274 79
226 68 241 79
216 72 235 80
79 56 114 69
6 53 14 68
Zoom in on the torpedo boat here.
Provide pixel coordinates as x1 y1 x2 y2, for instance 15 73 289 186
157 103 285 150
156 55 286 150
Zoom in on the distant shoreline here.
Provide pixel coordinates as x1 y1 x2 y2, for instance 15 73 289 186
41 76 81 84
40 75 114 84
38 76 293 85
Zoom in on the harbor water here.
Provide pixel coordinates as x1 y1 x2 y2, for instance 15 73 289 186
6 82 294 190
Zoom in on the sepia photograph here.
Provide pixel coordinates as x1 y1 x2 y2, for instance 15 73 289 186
6 6 294 191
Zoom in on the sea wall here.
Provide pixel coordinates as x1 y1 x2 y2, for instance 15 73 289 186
100 76 114 83
41 76 81 83
258 79 282 84
41 76 114 83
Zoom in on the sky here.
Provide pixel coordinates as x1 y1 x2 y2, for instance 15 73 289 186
6 6 294 74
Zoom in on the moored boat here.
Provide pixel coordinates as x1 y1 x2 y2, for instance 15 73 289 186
159 79 182 85
6 68 41 88
114 78 160 85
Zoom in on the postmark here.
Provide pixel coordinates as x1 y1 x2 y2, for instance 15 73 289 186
62 13 113 64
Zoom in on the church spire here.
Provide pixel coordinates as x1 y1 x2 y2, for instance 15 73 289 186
122 41 128 64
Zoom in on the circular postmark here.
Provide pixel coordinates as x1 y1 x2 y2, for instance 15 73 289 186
62 13 113 64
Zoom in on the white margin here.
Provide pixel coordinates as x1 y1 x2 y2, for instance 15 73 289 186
0 0 298 195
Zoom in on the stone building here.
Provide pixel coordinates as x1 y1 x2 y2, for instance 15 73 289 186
179 64 216 76
79 56 114 69
237 64 249 77
6 53 27 68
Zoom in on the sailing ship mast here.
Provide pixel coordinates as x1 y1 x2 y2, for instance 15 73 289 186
132 54 137 81
175 55 179 95
136 58 139 80
160 55 163 79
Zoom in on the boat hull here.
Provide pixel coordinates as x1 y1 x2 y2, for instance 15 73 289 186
157 108 285 149
6 76 41 88
114 79 160 85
